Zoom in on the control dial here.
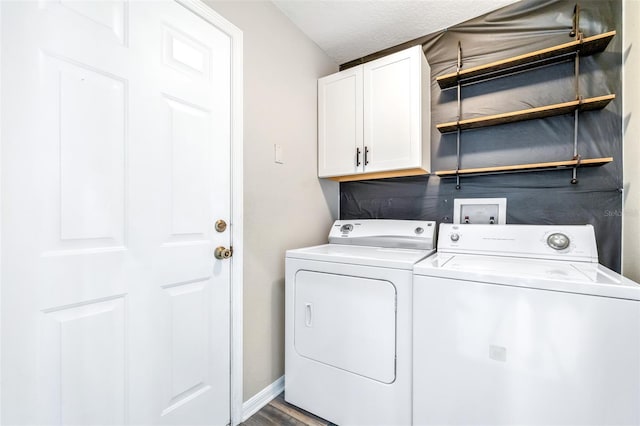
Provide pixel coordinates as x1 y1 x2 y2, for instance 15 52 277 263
340 224 354 233
547 233 570 250
450 233 460 242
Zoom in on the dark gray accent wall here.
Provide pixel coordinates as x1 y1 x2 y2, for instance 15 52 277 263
339 0 623 271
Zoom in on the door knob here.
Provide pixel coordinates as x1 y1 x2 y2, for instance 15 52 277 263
215 219 227 233
214 246 233 260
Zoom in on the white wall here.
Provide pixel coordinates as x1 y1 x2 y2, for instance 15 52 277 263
623 0 640 281
204 1 340 402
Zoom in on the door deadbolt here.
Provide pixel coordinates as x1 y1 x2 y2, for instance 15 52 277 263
214 246 233 260
215 220 227 233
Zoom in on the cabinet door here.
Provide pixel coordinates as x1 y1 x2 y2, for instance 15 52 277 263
318 67 363 177
364 46 423 173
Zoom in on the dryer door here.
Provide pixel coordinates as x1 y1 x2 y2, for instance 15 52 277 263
293 270 397 383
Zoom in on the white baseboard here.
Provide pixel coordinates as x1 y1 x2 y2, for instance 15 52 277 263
241 375 285 422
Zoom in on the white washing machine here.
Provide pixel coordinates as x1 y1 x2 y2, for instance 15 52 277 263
285 219 436 426
413 223 640 426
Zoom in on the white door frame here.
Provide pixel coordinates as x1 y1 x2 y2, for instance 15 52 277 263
0 2 3 423
0 1 244 424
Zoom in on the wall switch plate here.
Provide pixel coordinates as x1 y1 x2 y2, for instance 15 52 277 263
274 144 284 164
453 198 507 225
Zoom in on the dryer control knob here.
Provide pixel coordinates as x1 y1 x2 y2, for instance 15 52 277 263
450 233 460 242
340 224 354 233
547 233 570 250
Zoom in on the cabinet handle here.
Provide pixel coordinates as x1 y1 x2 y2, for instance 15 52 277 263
356 147 361 167
364 146 369 165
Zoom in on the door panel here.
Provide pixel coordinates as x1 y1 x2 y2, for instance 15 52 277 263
162 24 212 79
54 0 128 45
364 48 421 172
40 297 127 426
161 280 211 415
55 57 126 244
165 96 211 235
318 67 363 177
39 54 127 254
1 1 232 425
294 270 397 383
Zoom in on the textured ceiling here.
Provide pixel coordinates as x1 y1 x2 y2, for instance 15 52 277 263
272 0 520 65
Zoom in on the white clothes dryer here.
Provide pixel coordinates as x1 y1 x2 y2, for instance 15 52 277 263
285 219 436 426
413 223 640 426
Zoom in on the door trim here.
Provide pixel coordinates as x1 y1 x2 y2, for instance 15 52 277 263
0 1 243 424
0 2 3 422
175 1 244 425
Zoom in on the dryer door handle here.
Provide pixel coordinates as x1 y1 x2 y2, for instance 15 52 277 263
305 303 313 327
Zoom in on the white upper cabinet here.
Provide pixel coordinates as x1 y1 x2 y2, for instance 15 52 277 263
318 45 430 181
318 66 364 177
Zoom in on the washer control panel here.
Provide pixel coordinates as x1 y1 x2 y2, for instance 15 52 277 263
438 223 598 262
329 219 436 250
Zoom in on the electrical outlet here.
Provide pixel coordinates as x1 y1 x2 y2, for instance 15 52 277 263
453 198 507 225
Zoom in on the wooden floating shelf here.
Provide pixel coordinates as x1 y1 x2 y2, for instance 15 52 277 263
327 168 429 182
436 94 615 134
435 157 613 177
437 31 616 89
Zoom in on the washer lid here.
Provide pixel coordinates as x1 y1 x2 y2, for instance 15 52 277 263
286 243 435 270
414 253 640 301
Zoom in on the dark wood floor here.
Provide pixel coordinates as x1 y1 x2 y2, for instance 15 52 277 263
241 393 336 426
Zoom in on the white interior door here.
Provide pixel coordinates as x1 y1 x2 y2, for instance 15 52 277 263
1 1 233 425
